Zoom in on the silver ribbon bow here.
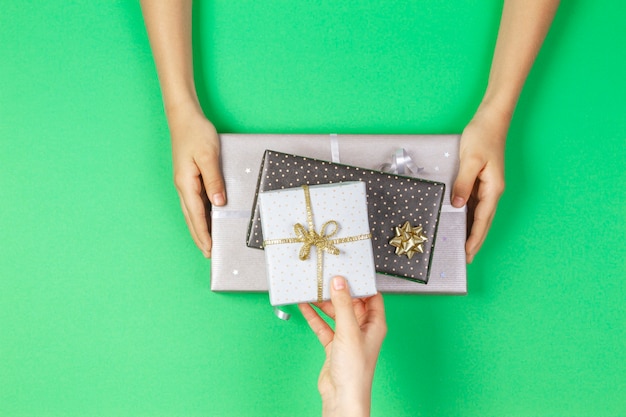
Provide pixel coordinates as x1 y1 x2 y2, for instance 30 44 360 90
379 148 424 176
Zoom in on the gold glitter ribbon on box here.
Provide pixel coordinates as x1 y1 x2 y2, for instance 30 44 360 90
263 185 372 303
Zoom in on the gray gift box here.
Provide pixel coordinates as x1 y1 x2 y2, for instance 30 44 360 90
211 134 467 295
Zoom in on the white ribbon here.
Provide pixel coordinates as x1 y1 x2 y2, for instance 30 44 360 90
379 148 424 176
330 133 340 163
273 307 291 321
211 210 252 219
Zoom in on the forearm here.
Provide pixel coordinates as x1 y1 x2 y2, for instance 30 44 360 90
140 0 202 120
480 0 560 119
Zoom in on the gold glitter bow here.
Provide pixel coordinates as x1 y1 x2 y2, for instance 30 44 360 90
389 221 427 259
263 185 372 302
293 220 340 260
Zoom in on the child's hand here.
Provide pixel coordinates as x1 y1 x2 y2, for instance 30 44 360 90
452 105 509 263
449 0 560 264
168 108 226 258
300 276 387 417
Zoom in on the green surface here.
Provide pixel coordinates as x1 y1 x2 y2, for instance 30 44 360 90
1 1 624 416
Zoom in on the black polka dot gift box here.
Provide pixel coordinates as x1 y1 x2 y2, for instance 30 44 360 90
248 150 445 284
210 134 466 295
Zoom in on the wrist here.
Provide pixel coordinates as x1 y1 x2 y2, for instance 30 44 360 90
469 98 513 141
321 388 371 417
163 98 212 138
164 96 204 123
478 86 519 125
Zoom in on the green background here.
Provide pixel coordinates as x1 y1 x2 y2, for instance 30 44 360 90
1 1 624 416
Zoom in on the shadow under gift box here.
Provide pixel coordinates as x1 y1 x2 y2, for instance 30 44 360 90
211 134 467 295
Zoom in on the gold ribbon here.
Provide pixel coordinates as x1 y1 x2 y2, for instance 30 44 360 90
263 185 372 303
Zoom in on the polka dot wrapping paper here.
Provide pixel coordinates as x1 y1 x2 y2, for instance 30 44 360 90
258 182 377 306
211 134 466 295
248 150 445 283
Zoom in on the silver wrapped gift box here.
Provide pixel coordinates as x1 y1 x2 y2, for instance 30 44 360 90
211 134 467 295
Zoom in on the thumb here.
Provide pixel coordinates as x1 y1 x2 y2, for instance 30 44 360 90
451 156 482 208
330 276 359 332
198 151 227 207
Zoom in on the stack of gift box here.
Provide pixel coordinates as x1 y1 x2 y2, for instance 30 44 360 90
211 134 467 308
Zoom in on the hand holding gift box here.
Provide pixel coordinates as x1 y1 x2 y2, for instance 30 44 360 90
259 182 377 306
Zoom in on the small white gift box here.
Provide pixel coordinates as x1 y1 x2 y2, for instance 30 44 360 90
258 182 377 306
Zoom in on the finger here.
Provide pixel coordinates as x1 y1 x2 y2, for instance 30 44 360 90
314 298 366 323
329 276 360 337
177 191 199 244
176 173 212 257
465 193 498 263
363 293 386 328
362 293 388 342
299 303 334 349
451 155 483 208
312 300 336 321
196 149 226 207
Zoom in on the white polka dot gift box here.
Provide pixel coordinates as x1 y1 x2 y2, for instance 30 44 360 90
258 182 377 306
211 134 466 295
248 150 446 284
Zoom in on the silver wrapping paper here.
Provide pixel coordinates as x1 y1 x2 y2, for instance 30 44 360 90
211 134 467 295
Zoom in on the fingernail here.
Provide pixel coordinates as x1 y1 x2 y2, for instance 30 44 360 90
452 196 465 207
333 276 346 290
212 193 225 206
